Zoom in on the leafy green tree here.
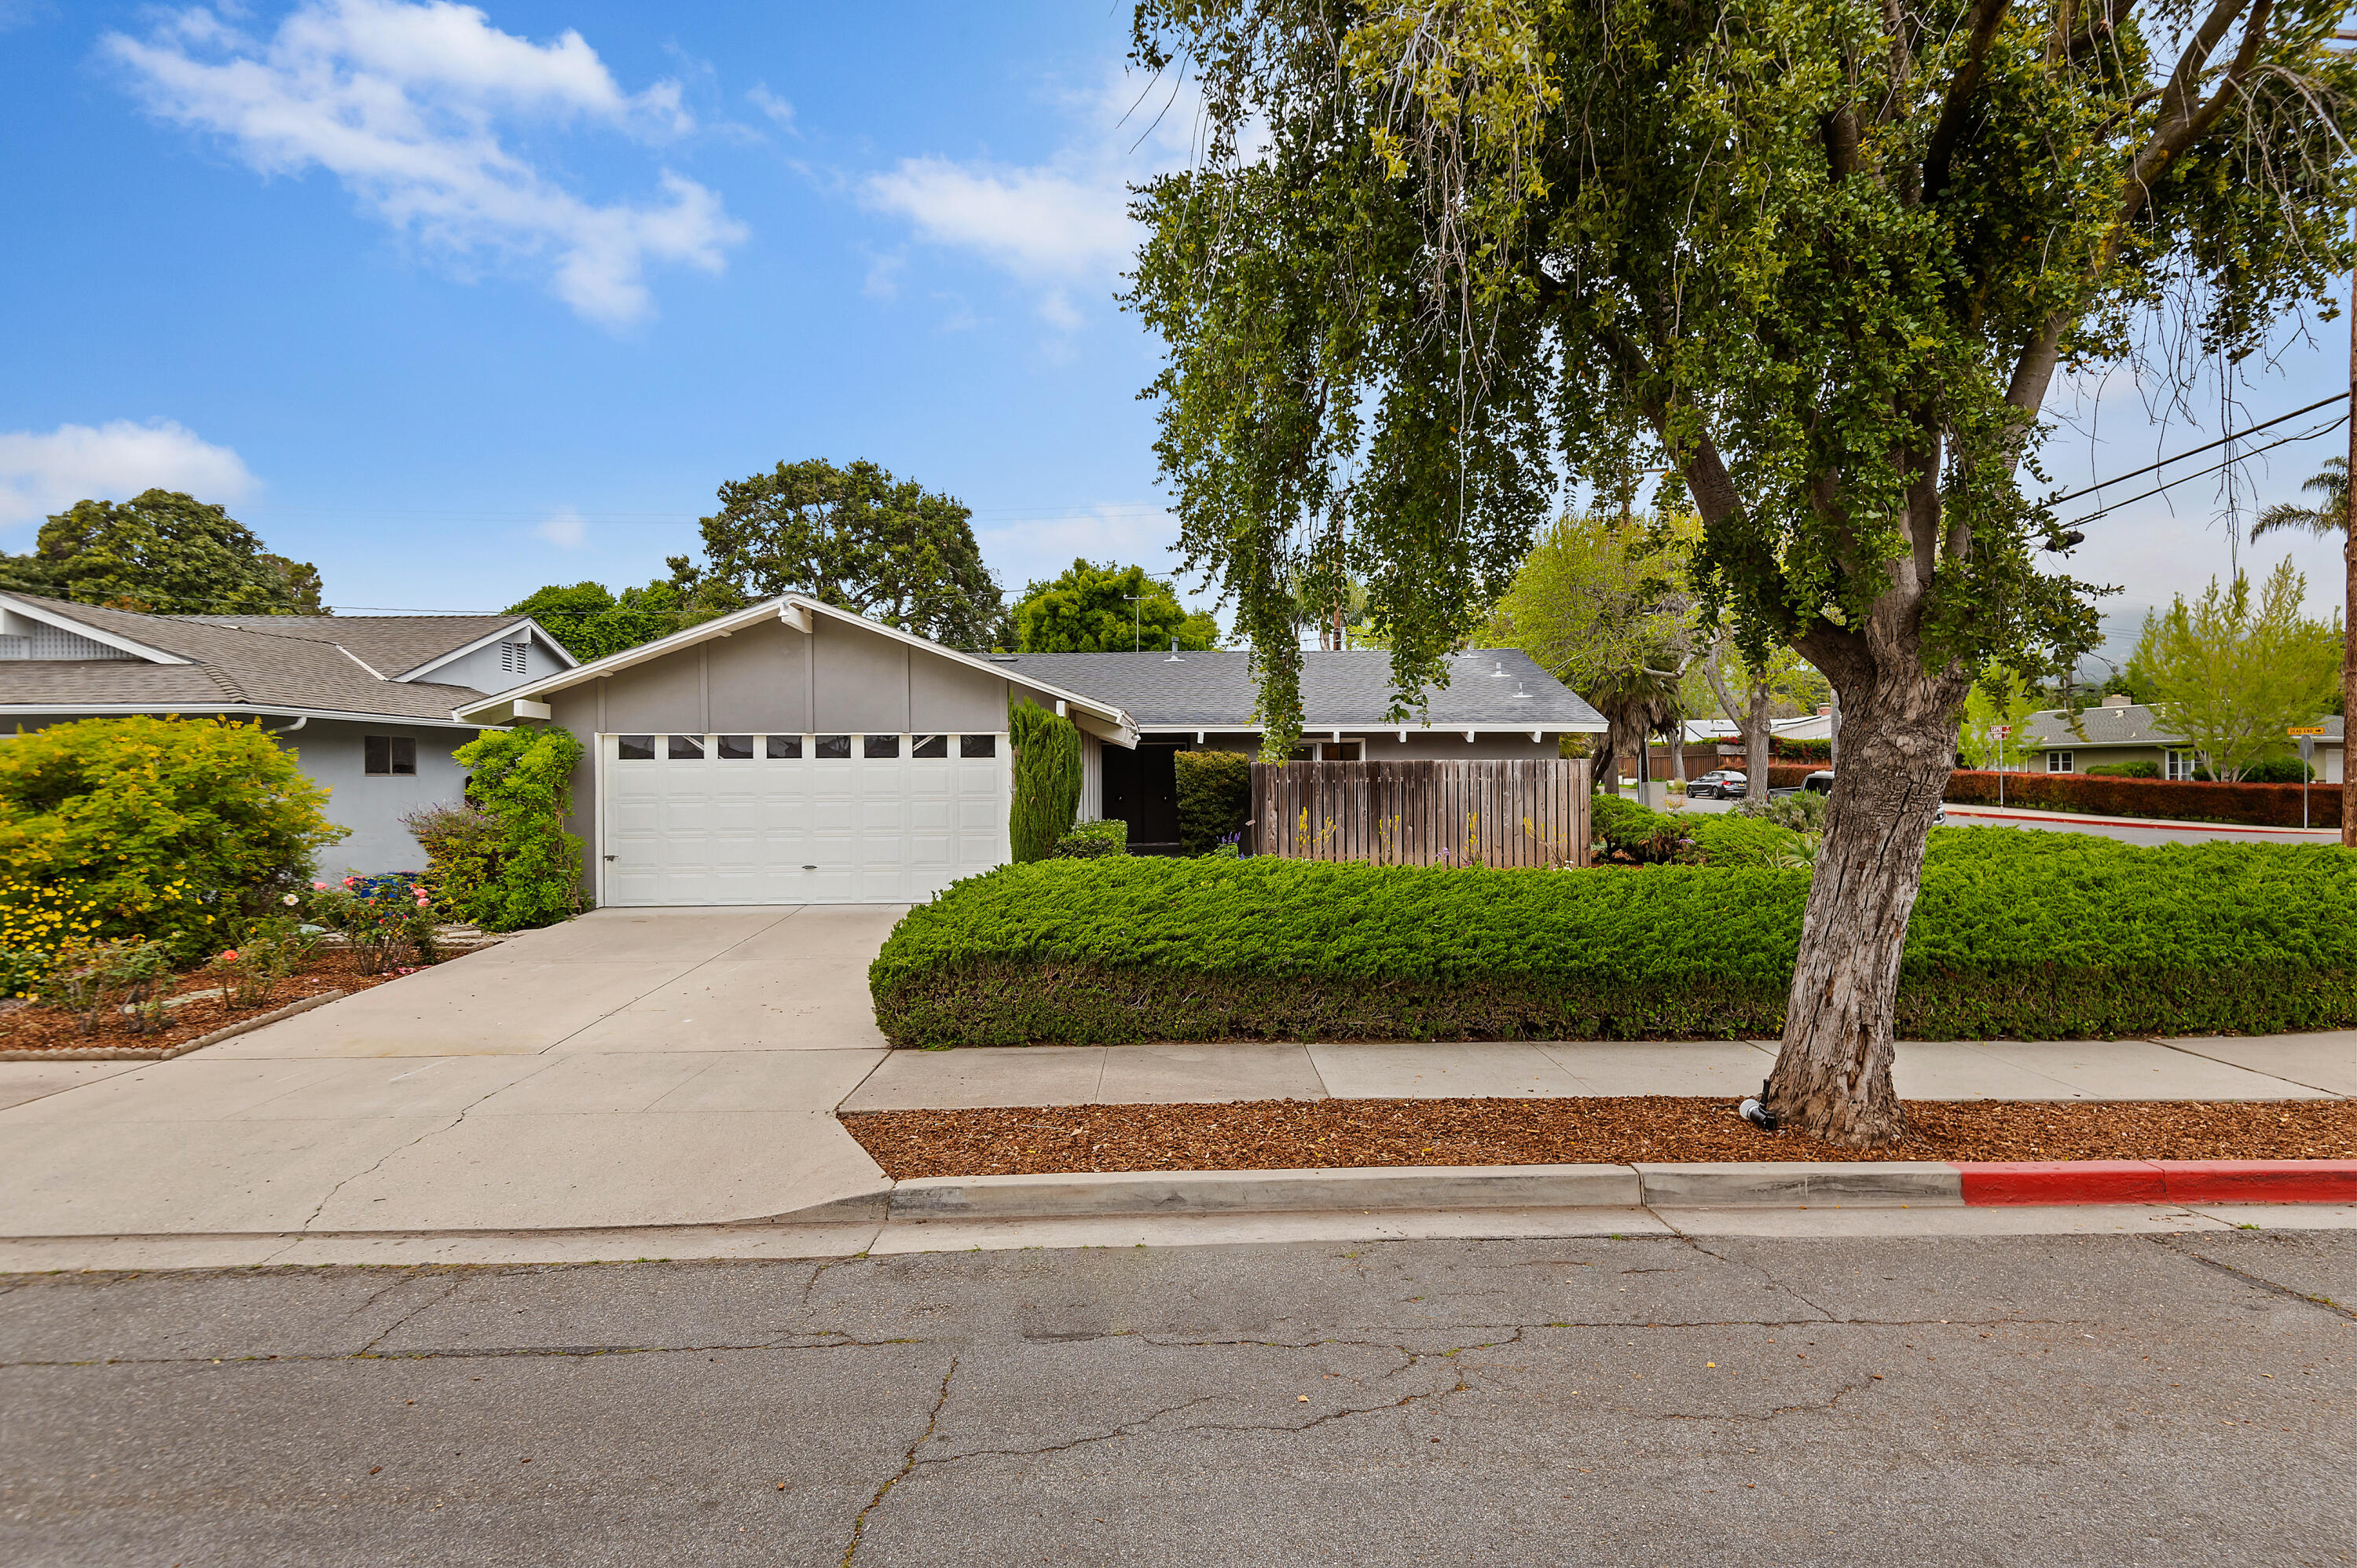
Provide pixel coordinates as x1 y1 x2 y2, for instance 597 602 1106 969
2131 558 2341 780
505 581 695 662
1956 667 2044 771
450 727 588 929
1127 0 2356 1146
669 458 1003 650
0 491 324 614
1013 559 1221 653
1485 515 1703 792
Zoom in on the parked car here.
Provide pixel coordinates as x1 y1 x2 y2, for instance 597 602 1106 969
1688 768 1749 800
1798 771 1945 823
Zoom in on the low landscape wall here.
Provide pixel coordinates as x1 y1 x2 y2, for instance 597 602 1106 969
1945 768 2341 829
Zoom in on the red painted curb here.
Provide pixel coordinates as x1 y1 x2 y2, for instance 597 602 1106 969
2158 1161 2357 1205
1956 1161 2167 1205
1956 1160 2357 1206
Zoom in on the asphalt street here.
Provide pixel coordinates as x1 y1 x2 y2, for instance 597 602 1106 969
5 1230 2355 1566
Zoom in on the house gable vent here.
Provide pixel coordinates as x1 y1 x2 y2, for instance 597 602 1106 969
500 638 529 675
14 626 135 661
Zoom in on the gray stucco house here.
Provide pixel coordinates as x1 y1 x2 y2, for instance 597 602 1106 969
2014 696 2343 782
456 596 1607 899
0 589 570 872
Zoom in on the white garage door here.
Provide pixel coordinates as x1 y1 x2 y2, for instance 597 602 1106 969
599 731 1009 906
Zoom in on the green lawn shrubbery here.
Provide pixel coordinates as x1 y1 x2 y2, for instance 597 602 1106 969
871 828 2357 1046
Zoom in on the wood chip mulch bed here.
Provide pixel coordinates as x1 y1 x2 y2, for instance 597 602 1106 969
841 1097 2357 1178
0 951 422 1057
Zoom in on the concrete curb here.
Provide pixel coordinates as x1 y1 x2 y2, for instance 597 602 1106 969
801 1158 2357 1222
0 990 347 1063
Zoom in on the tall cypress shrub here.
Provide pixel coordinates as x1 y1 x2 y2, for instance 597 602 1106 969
1008 699 1082 862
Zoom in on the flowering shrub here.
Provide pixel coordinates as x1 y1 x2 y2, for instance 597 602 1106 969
0 877 110 996
400 801 500 919
208 915 322 1009
301 876 438 973
0 716 345 960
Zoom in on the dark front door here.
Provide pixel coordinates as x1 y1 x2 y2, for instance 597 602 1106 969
1102 742 1182 855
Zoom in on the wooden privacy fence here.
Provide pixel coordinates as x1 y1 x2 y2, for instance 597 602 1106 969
1251 759 1592 868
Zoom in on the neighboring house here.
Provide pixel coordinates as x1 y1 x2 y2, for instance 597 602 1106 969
991 648 1607 854
456 606 1607 901
2015 696 2202 779
453 595 1141 907
0 590 571 871
2008 697 2344 781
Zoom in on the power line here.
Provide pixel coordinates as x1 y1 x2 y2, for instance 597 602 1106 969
2060 413 2349 529
2044 391 2351 507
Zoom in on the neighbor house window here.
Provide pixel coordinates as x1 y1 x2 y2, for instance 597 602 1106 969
816 735 852 758
766 735 802 759
500 639 528 675
1322 740 1363 761
617 735 654 760
364 736 416 775
959 735 996 758
2046 750 2073 773
2166 749 2198 781
864 735 901 759
717 735 753 760
668 735 705 760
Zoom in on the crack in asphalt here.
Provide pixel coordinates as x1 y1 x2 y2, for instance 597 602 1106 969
841 1354 957 1566
0 1332 937 1369
357 1274 468 1354
1661 1230 1842 1321
2150 1236 2357 1323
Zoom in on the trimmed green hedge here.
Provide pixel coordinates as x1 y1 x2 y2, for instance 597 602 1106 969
870 830 2357 1046
1947 767 2338 826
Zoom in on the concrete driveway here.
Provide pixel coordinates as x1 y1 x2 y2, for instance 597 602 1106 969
1 907 905 1241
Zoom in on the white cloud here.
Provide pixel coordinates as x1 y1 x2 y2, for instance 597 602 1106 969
104 1 745 326
0 419 255 529
861 65 1204 327
534 507 586 548
746 82 795 132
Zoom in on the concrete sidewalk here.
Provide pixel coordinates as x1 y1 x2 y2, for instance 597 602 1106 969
843 1033 2357 1109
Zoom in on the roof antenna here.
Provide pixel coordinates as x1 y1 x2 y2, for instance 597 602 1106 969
1165 637 1184 662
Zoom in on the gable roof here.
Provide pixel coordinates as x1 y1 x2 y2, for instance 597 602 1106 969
172 612 568 680
0 591 511 725
450 594 1143 746
2018 703 2183 749
986 649 1607 732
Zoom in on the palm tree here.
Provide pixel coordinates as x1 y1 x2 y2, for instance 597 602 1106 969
2252 457 2350 542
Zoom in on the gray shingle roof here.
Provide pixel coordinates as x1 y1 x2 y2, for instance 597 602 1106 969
0 592 492 720
990 649 1606 729
171 613 526 676
2018 703 2181 749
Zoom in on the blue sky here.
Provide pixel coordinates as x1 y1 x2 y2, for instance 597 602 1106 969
1 0 2348 664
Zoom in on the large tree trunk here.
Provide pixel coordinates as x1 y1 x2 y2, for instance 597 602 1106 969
1761 659 1965 1148
1744 685 1773 801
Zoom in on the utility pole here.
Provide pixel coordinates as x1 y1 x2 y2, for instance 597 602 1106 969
1124 594 1144 653
2344 207 2355 848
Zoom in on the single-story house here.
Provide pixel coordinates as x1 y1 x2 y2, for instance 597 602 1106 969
0 589 570 870
458 602 1607 901
2013 697 2342 782
991 647 1607 854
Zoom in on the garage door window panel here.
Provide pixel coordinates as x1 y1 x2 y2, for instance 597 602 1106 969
767 735 803 759
816 735 852 758
618 735 656 760
912 734 949 758
669 735 706 761
718 735 754 760
960 735 997 758
864 735 901 759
